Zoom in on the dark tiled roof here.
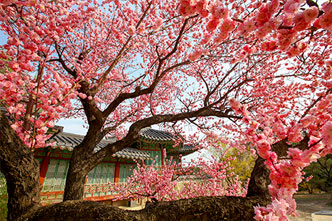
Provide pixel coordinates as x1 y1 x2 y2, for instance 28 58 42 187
180 144 195 152
139 128 174 141
49 132 152 160
139 128 196 154
50 132 113 151
113 147 152 160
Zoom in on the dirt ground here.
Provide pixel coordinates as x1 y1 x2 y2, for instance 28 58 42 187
289 194 332 221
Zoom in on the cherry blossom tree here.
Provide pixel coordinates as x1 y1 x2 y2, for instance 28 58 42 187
1 0 332 220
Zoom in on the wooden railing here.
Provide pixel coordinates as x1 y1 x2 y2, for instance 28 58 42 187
84 183 122 201
40 183 124 203
84 183 121 194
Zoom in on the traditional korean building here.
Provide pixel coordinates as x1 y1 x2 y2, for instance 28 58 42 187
34 127 194 204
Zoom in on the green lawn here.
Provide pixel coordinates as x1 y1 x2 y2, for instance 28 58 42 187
0 177 7 220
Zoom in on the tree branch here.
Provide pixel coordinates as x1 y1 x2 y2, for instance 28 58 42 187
91 2 153 95
54 42 77 78
102 60 190 118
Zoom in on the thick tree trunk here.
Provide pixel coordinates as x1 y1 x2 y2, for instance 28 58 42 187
63 142 100 201
246 136 311 198
63 126 104 201
63 159 87 201
0 112 41 220
26 196 270 221
63 122 135 201
246 156 270 199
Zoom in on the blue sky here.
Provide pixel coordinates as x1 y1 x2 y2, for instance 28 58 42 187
57 118 88 135
0 30 7 45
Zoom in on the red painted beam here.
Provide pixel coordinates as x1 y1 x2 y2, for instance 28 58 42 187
161 148 165 167
39 152 51 187
114 162 120 183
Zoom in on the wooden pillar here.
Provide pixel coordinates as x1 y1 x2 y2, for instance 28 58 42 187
161 148 165 167
39 151 51 187
114 162 120 183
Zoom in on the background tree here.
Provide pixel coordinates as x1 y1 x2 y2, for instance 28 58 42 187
300 154 332 193
208 141 256 181
219 148 256 182
1 0 332 220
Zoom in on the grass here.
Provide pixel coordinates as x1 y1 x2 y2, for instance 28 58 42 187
0 177 7 220
0 196 7 221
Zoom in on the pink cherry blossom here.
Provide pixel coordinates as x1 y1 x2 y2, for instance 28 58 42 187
128 26 136 36
1 0 332 220
207 18 221 32
229 98 241 111
293 13 310 31
303 7 319 23
321 121 332 147
284 0 301 14
220 18 236 32
318 13 332 30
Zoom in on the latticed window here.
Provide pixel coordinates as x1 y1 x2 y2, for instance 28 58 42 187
42 159 69 192
53 161 68 191
86 163 116 184
119 164 133 183
101 165 108 184
95 165 102 184
86 168 95 184
84 163 116 197
36 157 42 165
102 163 115 184
145 150 162 166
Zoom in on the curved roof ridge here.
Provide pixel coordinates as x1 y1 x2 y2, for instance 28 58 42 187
139 128 174 141
49 132 152 160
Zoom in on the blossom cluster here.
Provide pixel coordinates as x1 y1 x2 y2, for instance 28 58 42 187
181 0 331 63
110 151 247 202
229 92 332 220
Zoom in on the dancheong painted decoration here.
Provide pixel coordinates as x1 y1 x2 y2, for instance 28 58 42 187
34 127 194 204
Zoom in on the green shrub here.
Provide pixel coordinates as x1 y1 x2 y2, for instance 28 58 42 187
0 174 7 220
300 154 332 194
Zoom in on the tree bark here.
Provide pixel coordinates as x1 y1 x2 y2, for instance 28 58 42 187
246 156 270 199
0 112 41 220
26 196 270 221
63 125 105 201
63 158 88 201
63 142 98 201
